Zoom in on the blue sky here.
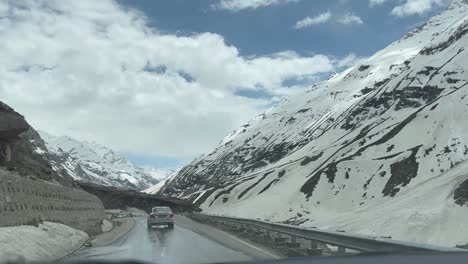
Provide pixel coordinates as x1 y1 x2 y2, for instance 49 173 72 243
0 0 451 169
120 0 444 57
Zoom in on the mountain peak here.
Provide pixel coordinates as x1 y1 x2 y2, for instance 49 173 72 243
39 131 160 190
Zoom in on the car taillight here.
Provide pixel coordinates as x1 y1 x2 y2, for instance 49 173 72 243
169 214 174 218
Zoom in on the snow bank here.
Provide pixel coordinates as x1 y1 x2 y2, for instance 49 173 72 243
101 220 113 233
125 207 147 216
0 222 88 262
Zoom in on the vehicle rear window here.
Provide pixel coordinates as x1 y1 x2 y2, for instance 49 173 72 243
153 207 171 213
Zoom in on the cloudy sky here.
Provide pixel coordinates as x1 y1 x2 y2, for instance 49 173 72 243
0 0 450 169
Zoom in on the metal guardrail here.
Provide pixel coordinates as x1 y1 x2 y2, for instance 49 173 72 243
191 212 464 253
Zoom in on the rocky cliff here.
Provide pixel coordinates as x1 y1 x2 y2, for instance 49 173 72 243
0 101 74 186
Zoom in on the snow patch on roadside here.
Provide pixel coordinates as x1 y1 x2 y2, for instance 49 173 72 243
101 220 113 233
0 222 88 262
125 207 147 216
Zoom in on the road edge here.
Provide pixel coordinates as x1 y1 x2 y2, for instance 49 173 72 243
91 217 136 247
58 217 137 262
176 215 283 260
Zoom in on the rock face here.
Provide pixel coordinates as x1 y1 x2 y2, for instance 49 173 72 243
0 101 73 186
0 102 29 141
40 132 159 190
159 1 468 246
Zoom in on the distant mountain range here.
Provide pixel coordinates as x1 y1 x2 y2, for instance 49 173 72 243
40 131 169 190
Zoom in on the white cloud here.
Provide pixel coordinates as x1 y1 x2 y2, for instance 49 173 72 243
391 0 448 17
338 13 364 25
369 0 388 7
0 0 343 160
211 0 299 12
294 11 332 29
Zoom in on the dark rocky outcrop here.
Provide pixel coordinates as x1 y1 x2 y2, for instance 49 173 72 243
0 102 29 141
454 177 468 206
382 145 422 197
420 21 468 55
0 101 74 186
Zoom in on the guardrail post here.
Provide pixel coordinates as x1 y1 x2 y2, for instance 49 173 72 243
338 246 346 254
253 226 264 242
307 240 322 256
263 229 273 245
240 223 249 233
273 233 287 247
310 240 317 249
287 235 300 248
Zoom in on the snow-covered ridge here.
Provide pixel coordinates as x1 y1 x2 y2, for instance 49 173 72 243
159 1 468 246
143 168 180 194
39 131 160 190
143 166 177 182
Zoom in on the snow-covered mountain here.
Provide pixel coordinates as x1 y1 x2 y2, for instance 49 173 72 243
142 166 176 182
159 1 468 246
40 131 159 190
143 169 179 194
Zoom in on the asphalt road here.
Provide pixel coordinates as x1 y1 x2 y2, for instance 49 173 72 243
70 216 279 264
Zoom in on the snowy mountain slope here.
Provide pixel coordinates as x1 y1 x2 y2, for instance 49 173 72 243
159 1 468 246
143 169 179 194
40 131 159 190
143 167 176 182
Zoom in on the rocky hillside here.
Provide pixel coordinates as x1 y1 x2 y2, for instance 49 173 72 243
0 101 74 186
159 0 468 246
40 132 159 190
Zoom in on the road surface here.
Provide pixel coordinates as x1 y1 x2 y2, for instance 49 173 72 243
70 216 279 264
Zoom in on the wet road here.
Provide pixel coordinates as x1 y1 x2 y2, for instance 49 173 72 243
70 217 256 264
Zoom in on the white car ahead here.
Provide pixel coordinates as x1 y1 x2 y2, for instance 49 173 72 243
147 206 174 229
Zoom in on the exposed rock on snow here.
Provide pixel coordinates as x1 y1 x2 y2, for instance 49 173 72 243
159 1 468 246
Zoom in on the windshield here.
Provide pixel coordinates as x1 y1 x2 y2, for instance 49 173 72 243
1 0 468 263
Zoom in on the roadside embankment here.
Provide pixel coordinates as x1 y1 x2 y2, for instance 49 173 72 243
0 168 106 235
0 222 88 262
